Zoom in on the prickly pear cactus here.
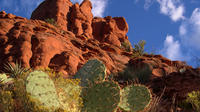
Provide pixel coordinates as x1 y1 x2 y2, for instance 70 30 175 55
118 84 152 112
26 70 60 111
74 59 106 87
55 78 83 112
81 81 120 112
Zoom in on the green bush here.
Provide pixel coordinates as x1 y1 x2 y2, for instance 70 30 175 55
0 90 14 112
116 63 152 84
54 78 83 112
121 41 133 52
185 91 200 111
45 18 57 27
132 40 147 57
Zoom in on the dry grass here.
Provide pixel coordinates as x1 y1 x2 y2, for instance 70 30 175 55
147 87 166 112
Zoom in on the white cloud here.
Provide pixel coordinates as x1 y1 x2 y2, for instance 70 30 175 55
71 0 108 17
179 24 186 35
179 8 200 50
157 0 185 22
141 0 185 21
161 35 183 60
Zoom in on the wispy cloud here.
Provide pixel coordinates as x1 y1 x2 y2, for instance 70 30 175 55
71 0 108 17
179 8 200 50
144 0 155 10
137 0 185 22
160 35 183 60
0 0 43 18
157 0 185 22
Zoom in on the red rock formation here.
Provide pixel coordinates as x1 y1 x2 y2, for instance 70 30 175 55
0 10 130 77
128 54 187 78
69 0 93 39
31 0 73 30
92 16 129 47
31 0 129 47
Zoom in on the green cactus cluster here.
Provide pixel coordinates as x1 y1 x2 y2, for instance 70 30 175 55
74 59 152 112
0 59 153 112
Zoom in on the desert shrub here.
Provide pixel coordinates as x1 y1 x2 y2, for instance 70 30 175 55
116 63 152 84
121 41 133 52
45 18 57 27
54 78 83 112
132 40 147 57
177 91 200 111
148 87 166 112
185 91 200 111
0 90 14 112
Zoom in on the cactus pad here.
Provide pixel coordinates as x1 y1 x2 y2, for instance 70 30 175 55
26 70 60 110
74 59 106 87
118 84 152 112
81 81 120 112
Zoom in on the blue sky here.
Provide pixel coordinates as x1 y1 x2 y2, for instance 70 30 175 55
0 0 200 67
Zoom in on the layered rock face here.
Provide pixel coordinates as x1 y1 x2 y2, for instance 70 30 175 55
31 0 73 31
31 0 128 47
1 0 200 111
92 16 128 47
